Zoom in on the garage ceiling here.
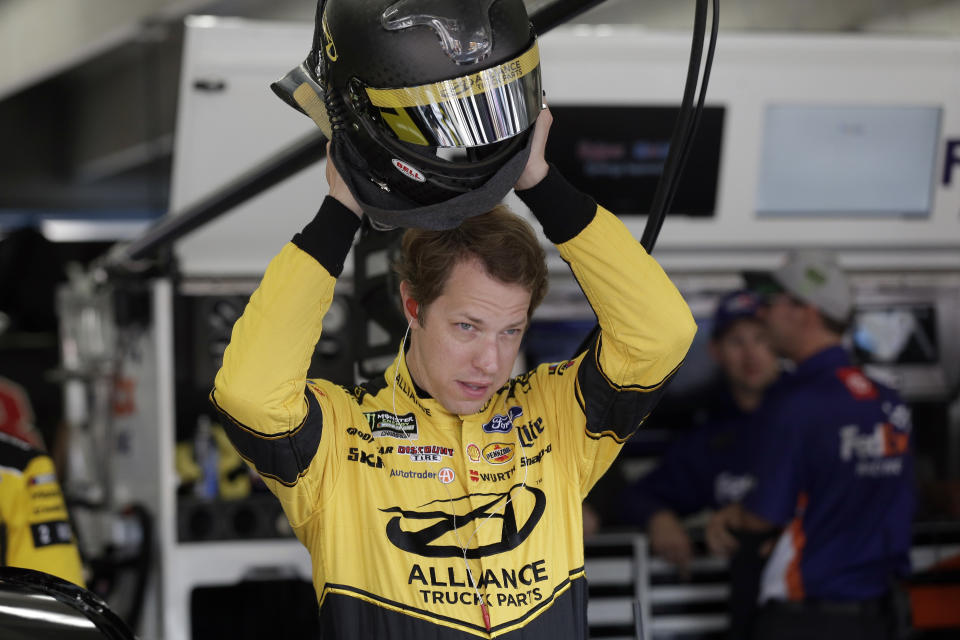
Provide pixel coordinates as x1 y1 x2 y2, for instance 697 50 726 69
1 0 958 228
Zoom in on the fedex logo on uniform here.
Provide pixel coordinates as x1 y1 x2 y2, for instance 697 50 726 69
839 423 910 461
840 422 910 477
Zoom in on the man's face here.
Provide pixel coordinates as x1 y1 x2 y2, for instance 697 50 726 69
758 292 805 357
403 257 531 415
711 318 779 394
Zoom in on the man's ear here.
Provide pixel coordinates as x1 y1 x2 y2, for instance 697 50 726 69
399 281 417 325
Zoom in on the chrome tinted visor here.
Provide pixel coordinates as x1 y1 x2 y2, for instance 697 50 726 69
364 41 542 149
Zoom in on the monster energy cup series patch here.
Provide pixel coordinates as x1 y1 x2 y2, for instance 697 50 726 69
365 411 419 440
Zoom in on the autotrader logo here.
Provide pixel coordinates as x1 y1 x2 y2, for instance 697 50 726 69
381 485 546 558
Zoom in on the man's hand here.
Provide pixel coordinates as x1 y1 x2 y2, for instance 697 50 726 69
705 503 743 557
325 142 362 218
514 107 552 191
647 510 693 574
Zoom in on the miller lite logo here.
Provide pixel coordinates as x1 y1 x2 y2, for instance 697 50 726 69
392 158 426 182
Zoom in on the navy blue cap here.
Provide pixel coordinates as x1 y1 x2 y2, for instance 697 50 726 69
711 289 763 339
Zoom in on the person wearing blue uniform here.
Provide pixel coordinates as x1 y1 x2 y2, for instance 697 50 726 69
616 290 780 639
712 249 914 640
619 290 779 572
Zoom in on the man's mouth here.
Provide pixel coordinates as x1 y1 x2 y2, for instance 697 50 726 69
458 381 490 398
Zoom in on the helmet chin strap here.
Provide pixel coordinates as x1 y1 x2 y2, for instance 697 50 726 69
331 127 534 231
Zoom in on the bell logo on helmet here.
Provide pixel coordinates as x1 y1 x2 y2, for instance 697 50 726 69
392 158 426 182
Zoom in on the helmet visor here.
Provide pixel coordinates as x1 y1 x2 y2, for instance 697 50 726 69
364 41 542 149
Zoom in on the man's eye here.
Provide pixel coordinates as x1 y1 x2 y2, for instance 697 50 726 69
503 328 522 336
458 323 474 331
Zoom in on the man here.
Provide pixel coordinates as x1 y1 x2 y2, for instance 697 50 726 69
620 289 779 573
711 250 914 640
211 109 696 638
0 431 86 587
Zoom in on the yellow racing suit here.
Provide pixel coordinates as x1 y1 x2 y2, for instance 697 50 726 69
0 432 86 587
212 167 695 638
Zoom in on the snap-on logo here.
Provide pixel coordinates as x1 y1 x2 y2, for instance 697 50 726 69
392 158 426 182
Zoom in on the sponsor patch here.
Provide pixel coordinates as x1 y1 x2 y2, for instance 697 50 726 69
347 447 384 469
27 473 57 487
714 472 756 504
547 360 575 376
390 469 437 480
381 485 545 557
472 467 516 483
466 443 481 463
517 416 545 448
836 367 877 400
520 443 552 467
30 520 73 548
483 442 515 465
392 158 426 182
397 444 454 463
438 467 455 484
364 411 418 440
483 406 523 434
345 426 375 442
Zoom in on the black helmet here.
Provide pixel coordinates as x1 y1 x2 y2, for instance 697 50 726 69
272 0 543 230
0 567 138 639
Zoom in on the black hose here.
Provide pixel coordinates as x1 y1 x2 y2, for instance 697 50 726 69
640 0 718 252
572 0 719 359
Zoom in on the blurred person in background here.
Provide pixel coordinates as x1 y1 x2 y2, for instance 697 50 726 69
616 289 780 638
0 431 86 587
709 249 914 640
618 290 779 569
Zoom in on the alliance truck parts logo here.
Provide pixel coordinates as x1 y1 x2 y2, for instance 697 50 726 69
380 484 545 558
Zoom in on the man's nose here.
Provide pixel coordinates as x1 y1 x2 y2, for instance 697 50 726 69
473 334 500 374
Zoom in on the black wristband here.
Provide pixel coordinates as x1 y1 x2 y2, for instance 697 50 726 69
515 164 597 244
292 196 362 277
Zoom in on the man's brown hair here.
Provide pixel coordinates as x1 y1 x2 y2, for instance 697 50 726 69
394 204 548 324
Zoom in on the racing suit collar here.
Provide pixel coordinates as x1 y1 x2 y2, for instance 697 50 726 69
386 340 494 424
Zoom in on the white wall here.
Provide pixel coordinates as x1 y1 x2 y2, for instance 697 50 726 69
171 20 960 276
539 28 960 271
